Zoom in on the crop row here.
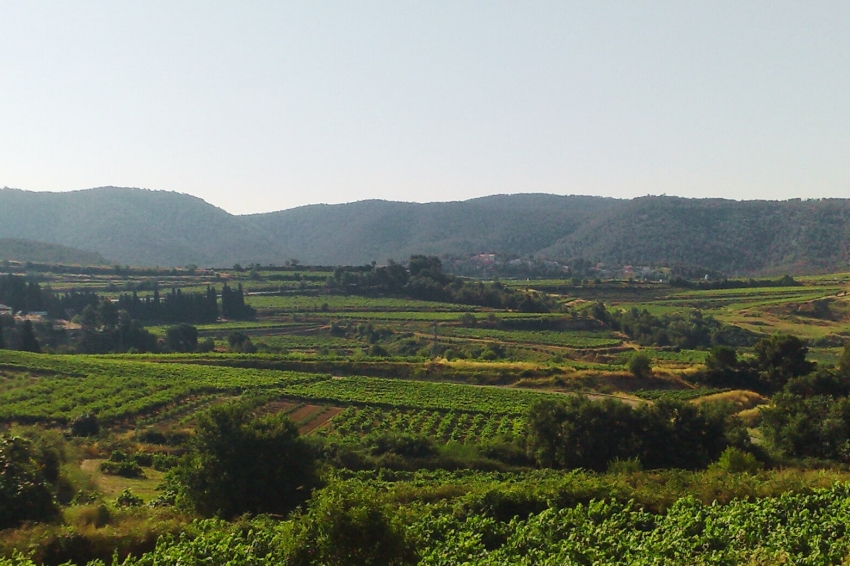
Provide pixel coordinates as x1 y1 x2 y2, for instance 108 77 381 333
246 294 471 311
322 407 525 443
412 483 850 564
280 375 565 415
441 327 622 348
134 393 229 427
632 388 730 401
0 351 574 425
0 351 328 423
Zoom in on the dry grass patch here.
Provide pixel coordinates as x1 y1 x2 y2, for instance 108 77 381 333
691 390 767 412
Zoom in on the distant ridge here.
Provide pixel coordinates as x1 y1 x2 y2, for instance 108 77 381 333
0 238 109 265
1 187 848 275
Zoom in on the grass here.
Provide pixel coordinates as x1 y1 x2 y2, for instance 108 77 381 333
690 390 768 411
80 459 168 502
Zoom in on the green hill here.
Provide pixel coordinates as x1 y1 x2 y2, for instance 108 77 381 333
1 187 848 275
0 238 109 265
539 196 850 275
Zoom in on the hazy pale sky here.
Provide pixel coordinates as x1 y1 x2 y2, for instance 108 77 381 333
2 1 848 214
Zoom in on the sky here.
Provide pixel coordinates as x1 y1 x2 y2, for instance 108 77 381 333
1 1 848 215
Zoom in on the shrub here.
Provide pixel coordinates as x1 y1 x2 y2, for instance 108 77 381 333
710 447 762 474
285 483 416 566
99 451 144 478
174 403 320 518
628 352 652 378
0 435 60 529
68 413 99 437
115 488 144 507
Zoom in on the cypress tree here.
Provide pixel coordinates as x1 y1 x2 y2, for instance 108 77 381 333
18 320 41 353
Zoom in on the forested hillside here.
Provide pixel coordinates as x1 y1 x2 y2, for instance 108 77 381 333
0 239 108 265
540 196 850 275
2 187 849 275
0 187 278 267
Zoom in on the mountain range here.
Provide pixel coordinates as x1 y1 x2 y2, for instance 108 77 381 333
1 186 848 276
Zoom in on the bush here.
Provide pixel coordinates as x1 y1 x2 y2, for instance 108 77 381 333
99 451 144 478
0 435 60 529
115 488 144 507
527 396 728 471
69 413 99 437
628 352 652 378
607 457 643 474
152 453 178 471
174 403 320 518
710 447 762 474
286 483 416 566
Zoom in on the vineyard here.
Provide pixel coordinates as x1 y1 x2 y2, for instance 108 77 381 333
440 327 622 348
2 262 850 564
318 407 525 443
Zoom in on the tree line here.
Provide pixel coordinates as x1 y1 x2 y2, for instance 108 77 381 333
329 255 551 312
0 274 254 324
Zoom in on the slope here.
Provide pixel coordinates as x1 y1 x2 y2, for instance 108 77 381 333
0 239 109 265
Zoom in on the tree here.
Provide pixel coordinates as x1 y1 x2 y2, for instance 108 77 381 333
78 304 98 328
0 435 60 529
761 393 850 461
628 352 652 378
97 298 119 328
526 396 730 471
18 320 41 353
227 330 256 353
69 412 100 437
705 345 738 371
839 341 850 378
175 404 319 518
408 255 442 278
754 333 815 391
165 323 198 353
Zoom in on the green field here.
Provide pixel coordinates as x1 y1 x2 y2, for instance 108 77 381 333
4 267 850 564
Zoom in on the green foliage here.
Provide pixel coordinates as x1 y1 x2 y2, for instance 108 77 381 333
174 403 320 519
329 257 552 312
0 351 326 423
632 388 729 401
286 483 416 566
442 327 621 348
754 333 816 391
17 320 41 353
321 407 525 444
115 488 144 507
627 352 652 378
413 483 850 564
612 307 757 349
710 447 762 474
164 323 199 353
69 412 100 437
761 393 850 461
282 374 565 416
526 396 729 471
705 344 738 371
227 331 256 353
0 434 60 529
99 451 144 478
151 453 178 471
783 368 850 398
839 340 850 377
